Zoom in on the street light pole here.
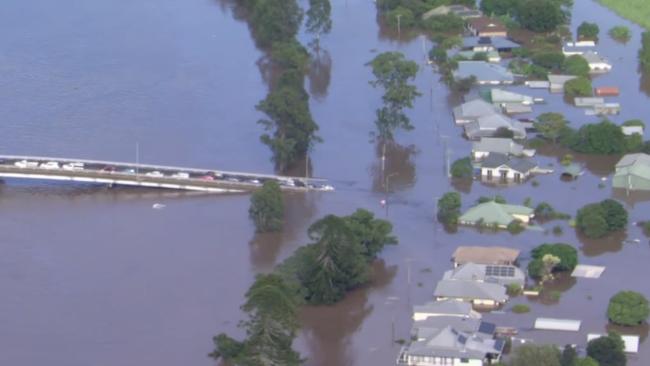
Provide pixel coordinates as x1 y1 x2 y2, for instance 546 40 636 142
385 172 398 217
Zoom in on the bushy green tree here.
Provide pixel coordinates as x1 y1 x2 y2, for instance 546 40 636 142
577 22 600 40
450 157 473 179
640 31 650 72
249 0 304 48
424 14 464 33
565 120 630 154
575 357 599 366
480 0 520 16
437 192 462 225
576 199 628 238
343 208 397 260
510 344 561 366
535 112 570 142
564 76 593 98
369 52 421 140
608 291 649 326
249 181 284 232
560 345 577 366
562 55 591 77
528 243 578 279
587 332 626 366
532 51 566 70
306 0 332 49
386 7 416 28
609 26 631 42
516 0 565 32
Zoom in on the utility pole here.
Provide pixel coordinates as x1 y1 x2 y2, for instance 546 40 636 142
441 135 450 178
397 14 402 39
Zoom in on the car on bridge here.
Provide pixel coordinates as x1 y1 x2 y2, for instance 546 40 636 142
172 172 190 179
14 160 39 168
145 171 164 178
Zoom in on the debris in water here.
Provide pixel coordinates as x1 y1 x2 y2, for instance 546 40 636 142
152 203 166 209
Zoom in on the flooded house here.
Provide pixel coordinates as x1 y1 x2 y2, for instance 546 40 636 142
433 279 509 308
413 300 481 321
490 88 534 105
466 17 507 37
471 137 534 160
452 99 501 125
452 246 520 268
421 4 482 20
453 61 514 85
397 318 504 366
622 125 644 136
443 263 526 287
461 37 520 53
612 153 650 191
548 74 577 93
458 201 534 228
463 114 526 140
457 50 501 63
581 51 612 73
479 152 537 182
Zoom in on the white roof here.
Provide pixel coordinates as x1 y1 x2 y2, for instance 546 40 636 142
571 264 606 278
622 126 644 136
534 318 581 331
587 334 639 353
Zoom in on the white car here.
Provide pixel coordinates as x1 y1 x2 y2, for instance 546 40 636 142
172 172 190 179
62 163 84 171
145 171 164 177
14 160 39 168
249 179 261 184
39 162 60 169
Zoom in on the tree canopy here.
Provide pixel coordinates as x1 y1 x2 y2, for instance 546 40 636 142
561 120 639 155
369 52 421 140
608 291 649 326
576 199 628 238
578 22 600 40
535 112 570 142
528 243 578 279
248 0 304 48
249 181 284 232
438 192 462 225
587 332 627 366
450 157 473 179
510 344 561 366
516 0 565 32
562 55 591 77
564 76 593 98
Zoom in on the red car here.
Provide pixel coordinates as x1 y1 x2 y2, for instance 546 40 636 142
198 175 214 181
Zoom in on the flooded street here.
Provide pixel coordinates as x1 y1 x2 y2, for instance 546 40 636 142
0 0 649 365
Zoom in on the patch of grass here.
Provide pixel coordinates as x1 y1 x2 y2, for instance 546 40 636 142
609 26 631 42
599 0 650 30
512 304 531 314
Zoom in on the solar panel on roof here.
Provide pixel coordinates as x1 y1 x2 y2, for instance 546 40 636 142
485 265 515 277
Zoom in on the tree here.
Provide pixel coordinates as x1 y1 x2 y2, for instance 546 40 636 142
270 41 310 73
564 76 593 98
249 181 284 232
495 126 515 138
540 254 561 281
575 357 599 366
480 0 520 16
369 52 421 140
343 208 397 260
587 332 626 366
423 14 464 34
609 26 631 42
297 215 369 304
249 0 304 48
576 199 628 238
528 243 578 279
566 120 629 154
438 192 462 225
305 0 332 51
535 112 570 142
532 51 566 70
578 22 600 40
641 32 650 72
562 55 590 77
450 157 473 179
608 291 649 326
517 0 565 32
510 344 561 366
560 345 577 366
386 7 416 28
478 195 507 204
210 274 303 365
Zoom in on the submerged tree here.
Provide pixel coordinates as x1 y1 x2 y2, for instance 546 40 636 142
369 52 421 140
305 0 332 52
249 181 284 232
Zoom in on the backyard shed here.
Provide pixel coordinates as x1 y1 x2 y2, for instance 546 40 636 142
534 318 581 331
595 86 619 96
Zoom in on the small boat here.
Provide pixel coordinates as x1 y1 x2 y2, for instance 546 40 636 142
152 203 166 209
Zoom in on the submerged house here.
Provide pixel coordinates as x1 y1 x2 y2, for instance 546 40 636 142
452 246 520 267
434 279 509 308
443 262 526 287
422 4 482 20
472 137 534 160
581 51 612 73
479 152 537 182
466 17 507 37
462 37 520 53
453 99 501 125
453 61 514 85
458 201 534 228
613 153 650 191
464 114 527 140
490 88 534 105
413 300 481 321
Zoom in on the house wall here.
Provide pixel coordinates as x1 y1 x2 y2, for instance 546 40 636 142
472 299 499 308
481 167 531 182
511 213 532 224
613 175 650 190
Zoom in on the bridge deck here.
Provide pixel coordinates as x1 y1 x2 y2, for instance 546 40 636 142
0 155 333 193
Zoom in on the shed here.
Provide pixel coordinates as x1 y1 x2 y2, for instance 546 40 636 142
534 318 581 331
571 264 605 278
503 103 533 114
548 75 577 93
595 86 619 96
613 153 650 191
574 97 605 107
525 80 550 89
587 334 639 353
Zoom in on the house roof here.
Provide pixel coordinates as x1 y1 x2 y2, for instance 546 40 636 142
614 153 650 181
452 246 520 265
481 152 509 167
407 326 504 360
459 201 533 226
443 263 526 284
464 113 526 139
453 99 500 121
491 88 534 104
467 17 507 33
414 316 485 336
462 36 520 50
453 61 514 83
414 300 479 319
563 163 583 177
506 157 537 173
473 137 524 156
581 51 609 65
434 279 508 302
481 152 536 173
548 74 577 85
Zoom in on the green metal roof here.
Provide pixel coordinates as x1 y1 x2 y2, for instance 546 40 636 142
459 201 533 226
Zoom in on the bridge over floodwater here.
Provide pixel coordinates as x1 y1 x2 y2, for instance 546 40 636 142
0 155 333 193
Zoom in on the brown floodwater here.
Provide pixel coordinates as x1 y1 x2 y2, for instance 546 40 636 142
0 0 649 365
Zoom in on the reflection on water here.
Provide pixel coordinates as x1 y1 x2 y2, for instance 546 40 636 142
370 141 417 193
308 49 332 100
578 230 626 257
299 260 397 366
528 273 577 306
612 188 650 207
